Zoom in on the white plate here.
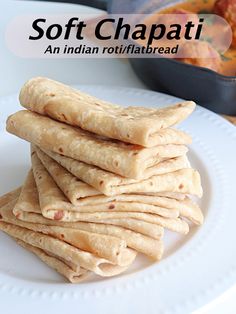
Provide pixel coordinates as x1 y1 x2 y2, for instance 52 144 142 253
0 86 236 314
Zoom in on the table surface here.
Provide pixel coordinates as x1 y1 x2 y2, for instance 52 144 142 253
0 1 235 313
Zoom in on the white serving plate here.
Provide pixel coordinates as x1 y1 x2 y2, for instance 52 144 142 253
0 85 236 314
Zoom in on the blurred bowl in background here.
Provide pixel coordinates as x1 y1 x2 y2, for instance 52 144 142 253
43 0 236 114
108 0 236 115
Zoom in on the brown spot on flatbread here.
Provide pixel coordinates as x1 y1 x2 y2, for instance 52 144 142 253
54 210 64 220
149 182 153 186
179 184 184 189
108 204 115 209
132 152 138 156
15 212 20 218
38 176 42 180
131 145 142 150
31 151 36 156
46 93 55 97
0 214 2 219
61 234 65 239
59 148 63 153
61 113 67 121
115 161 119 167
99 180 104 186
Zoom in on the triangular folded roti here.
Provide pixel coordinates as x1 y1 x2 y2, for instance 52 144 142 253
40 147 191 195
35 147 179 219
0 187 21 208
6 110 188 178
48 210 190 234
15 211 164 240
13 170 41 214
2 202 163 260
19 77 195 147
141 192 186 201
15 238 91 283
1 187 164 257
30 151 189 233
39 148 202 198
36 147 203 225
10 186 164 240
0 220 137 277
2 200 138 264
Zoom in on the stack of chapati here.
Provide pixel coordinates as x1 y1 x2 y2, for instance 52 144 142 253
0 77 203 283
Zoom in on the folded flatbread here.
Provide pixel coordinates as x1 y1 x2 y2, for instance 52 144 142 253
0 221 136 276
30 151 189 233
15 238 90 283
48 210 189 234
0 187 21 208
0 187 164 253
2 202 163 260
141 192 186 201
2 200 138 264
12 165 188 234
11 186 164 240
15 211 164 240
19 77 195 147
39 148 202 197
13 170 41 214
40 147 190 195
35 147 179 219
36 147 203 224
6 110 188 178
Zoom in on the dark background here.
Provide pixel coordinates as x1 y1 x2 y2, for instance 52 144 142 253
31 0 108 10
